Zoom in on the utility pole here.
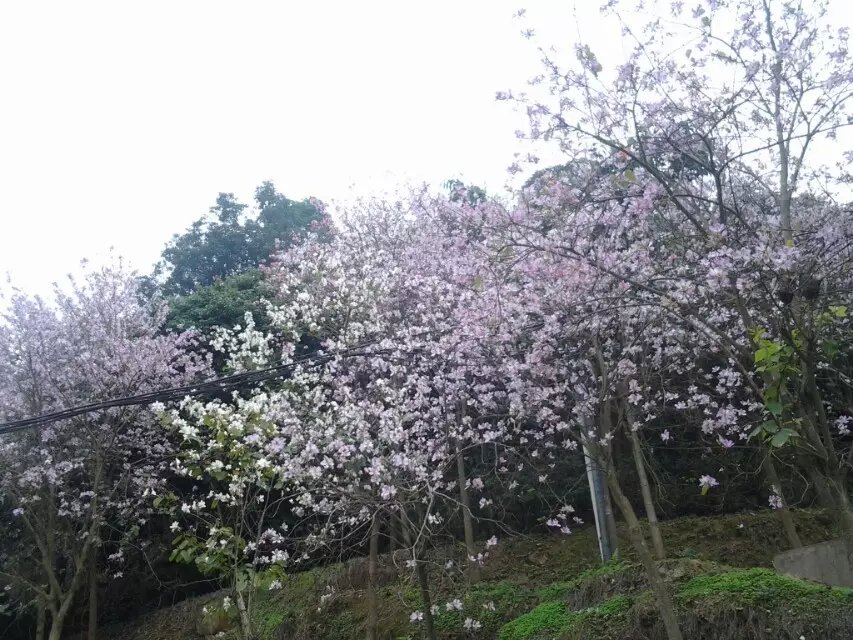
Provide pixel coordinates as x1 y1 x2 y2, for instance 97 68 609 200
581 420 618 563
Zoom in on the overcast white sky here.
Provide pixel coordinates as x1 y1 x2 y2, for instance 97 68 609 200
1 1 613 295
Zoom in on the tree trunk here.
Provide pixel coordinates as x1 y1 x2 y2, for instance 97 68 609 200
766 0 793 247
602 480 619 558
606 469 683 640
400 510 436 640
388 514 398 553
48 582 81 640
629 428 665 559
47 606 68 640
47 620 62 640
235 589 253 640
830 477 853 534
366 514 380 640
415 561 436 640
763 453 802 548
455 442 479 582
36 605 46 640
87 553 98 640
805 463 837 510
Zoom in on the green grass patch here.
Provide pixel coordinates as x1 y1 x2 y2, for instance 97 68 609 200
678 567 853 611
499 595 632 640
433 580 534 634
499 601 572 640
535 559 630 602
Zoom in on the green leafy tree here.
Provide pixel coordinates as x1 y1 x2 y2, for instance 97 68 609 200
158 183 327 297
153 183 330 336
164 270 271 334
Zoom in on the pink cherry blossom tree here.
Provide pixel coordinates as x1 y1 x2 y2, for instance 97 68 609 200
474 2 853 637
0 261 210 640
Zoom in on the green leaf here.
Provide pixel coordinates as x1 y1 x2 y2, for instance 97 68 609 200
701 484 710 496
760 420 779 434
766 400 783 417
830 305 847 318
770 428 795 448
751 327 766 344
823 339 839 359
625 169 636 182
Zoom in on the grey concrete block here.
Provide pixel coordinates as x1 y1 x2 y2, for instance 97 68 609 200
773 537 853 588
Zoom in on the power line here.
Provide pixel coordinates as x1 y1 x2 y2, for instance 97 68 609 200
0 319 548 436
0 340 385 435
0 318 621 570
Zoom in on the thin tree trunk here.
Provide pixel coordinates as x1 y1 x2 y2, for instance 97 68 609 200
830 477 853 534
801 353 853 534
415 561 436 640
48 620 63 640
235 588 253 640
763 453 802 548
400 510 436 640
366 514 380 640
36 605 46 640
602 486 619 557
805 463 836 509
606 468 683 640
87 553 98 640
388 514 397 553
765 0 793 246
47 601 70 640
48 565 85 640
455 441 479 582
629 428 665 559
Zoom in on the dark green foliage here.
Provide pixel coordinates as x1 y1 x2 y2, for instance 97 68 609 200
443 178 487 206
159 193 251 296
159 182 327 297
165 269 270 334
251 182 328 267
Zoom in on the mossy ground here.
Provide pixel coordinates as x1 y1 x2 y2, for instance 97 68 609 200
494 563 853 640
96 509 849 640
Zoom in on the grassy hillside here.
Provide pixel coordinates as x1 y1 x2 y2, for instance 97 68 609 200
96 509 852 640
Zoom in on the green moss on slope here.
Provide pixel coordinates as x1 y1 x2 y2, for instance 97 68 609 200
498 595 632 640
678 567 853 613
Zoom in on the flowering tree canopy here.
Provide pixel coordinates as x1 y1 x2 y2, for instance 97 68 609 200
0 262 210 640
